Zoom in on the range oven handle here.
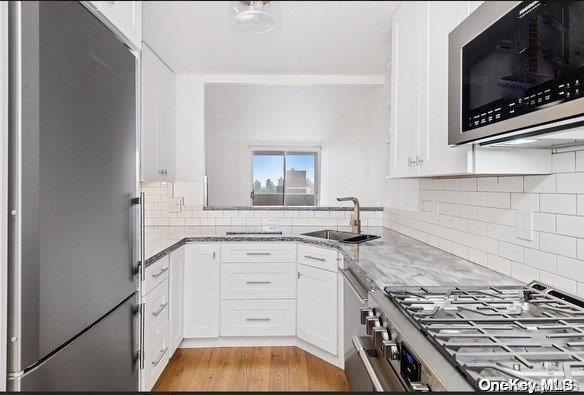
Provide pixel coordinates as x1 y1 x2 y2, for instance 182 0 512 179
351 335 385 392
340 268 367 304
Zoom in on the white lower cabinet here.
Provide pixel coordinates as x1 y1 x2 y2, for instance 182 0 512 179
183 243 220 338
169 247 185 353
220 262 296 300
220 299 296 337
142 320 171 391
296 263 338 355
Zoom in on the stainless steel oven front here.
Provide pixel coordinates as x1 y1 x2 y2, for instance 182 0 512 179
449 1 584 145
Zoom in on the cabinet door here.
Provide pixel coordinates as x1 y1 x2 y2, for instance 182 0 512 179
140 46 158 181
156 62 175 180
389 1 423 178
94 1 142 50
183 244 220 338
140 45 175 181
296 264 337 355
169 247 184 353
418 1 473 177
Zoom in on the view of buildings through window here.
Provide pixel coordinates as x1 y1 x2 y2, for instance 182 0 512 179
251 150 318 206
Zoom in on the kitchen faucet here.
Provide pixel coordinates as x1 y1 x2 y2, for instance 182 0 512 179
336 196 361 234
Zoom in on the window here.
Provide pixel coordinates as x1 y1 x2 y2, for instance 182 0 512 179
251 150 319 207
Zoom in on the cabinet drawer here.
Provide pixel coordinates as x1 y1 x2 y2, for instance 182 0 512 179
220 263 295 300
144 277 169 346
220 299 295 337
142 320 171 391
144 255 170 294
221 242 296 263
297 244 339 272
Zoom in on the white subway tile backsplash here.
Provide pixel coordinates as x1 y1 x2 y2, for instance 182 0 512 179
498 241 524 263
553 151 576 173
524 248 556 272
468 220 488 236
532 212 556 233
510 193 539 210
487 192 511 209
468 191 487 206
478 177 498 192
469 248 487 266
487 223 510 242
477 207 499 223
459 178 477 191
445 179 460 191
510 262 539 283
577 150 584 172
498 176 523 192
540 194 577 214
540 233 577 258
488 254 511 275
557 173 584 194
556 215 584 238
382 150 584 295
524 174 556 193
556 256 584 282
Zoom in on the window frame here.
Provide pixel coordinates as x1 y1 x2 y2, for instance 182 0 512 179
249 147 320 207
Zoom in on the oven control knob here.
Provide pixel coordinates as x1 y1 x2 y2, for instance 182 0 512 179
382 340 399 360
360 307 373 325
410 382 430 392
372 326 389 348
365 316 380 335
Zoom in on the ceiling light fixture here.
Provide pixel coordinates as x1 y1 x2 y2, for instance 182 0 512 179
229 1 282 45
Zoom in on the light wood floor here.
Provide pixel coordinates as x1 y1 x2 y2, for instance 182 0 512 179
153 346 350 392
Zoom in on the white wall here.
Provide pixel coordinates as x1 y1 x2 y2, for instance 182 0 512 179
321 87 386 206
173 74 206 205
204 87 387 207
205 142 251 206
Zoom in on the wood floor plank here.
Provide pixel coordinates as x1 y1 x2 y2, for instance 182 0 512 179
288 346 309 391
154 346 349 392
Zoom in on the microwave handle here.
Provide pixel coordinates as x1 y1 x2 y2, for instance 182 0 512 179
351 335 385 392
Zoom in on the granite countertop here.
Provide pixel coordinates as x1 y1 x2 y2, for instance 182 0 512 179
145 225 519 290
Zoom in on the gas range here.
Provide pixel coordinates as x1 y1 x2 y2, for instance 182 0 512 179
361 282 584 392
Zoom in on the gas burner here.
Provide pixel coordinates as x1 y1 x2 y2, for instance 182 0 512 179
385 284 584 390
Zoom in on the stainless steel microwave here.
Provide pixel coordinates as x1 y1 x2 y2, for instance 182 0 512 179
449 1 584 145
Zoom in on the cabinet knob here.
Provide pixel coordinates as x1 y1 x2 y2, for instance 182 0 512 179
158 169 168 176
416 155 424 165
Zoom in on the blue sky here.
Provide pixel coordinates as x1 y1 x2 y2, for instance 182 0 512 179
253 154 315 185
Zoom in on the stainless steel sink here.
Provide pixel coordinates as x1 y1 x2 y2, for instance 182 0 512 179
302 229 380 244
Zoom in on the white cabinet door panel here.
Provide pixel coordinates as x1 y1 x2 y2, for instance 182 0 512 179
220 262 295 300
220 299 295 337
296 264 337 355
169 247 184 353
183 244 220 338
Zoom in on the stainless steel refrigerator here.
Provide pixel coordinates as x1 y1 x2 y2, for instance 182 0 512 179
7 2 140 390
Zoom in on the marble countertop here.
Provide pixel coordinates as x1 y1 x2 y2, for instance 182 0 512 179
144 225 519 290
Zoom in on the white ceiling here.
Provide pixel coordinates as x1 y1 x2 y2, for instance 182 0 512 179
205 84 376 143
143 1 396 74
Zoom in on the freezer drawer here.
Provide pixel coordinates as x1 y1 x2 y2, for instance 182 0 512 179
8 293 139 391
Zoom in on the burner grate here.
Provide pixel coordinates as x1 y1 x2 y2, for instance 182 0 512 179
385 285 584 390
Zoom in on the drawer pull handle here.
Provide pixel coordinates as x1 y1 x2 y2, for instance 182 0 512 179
246 280 272 285
151 347 169 366
305 254 326 262
246 252 272 256
246 317 272 322
151 267 168 278
152 303 168 317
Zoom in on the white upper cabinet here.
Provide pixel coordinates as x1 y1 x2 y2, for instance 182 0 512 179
389 1 424 178
141 44 176 181
389 1 552 178
88 1 142 50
